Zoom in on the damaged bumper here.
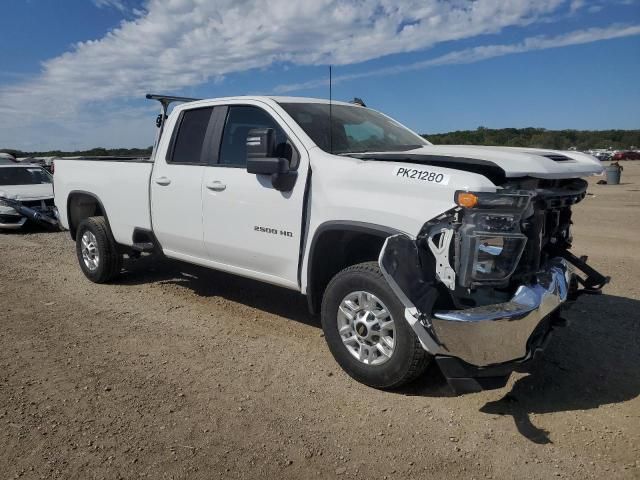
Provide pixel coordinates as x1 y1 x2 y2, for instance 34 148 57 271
430 259 568 366
0 196 58 229
379 233 606 393
0 215 28 229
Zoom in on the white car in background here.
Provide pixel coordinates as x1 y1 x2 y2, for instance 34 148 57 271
0 152 18 164
0 164 55 230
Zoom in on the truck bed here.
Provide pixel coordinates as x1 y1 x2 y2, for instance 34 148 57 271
54 158 153 245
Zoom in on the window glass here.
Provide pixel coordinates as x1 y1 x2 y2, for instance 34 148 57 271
0 167 52 185
219 106 287 167
344 121 384 142
279 102 428 154
170 107 213 164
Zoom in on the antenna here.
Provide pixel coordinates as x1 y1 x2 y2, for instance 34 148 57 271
329 65 333 154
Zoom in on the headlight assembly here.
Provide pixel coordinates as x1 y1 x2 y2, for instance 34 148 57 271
455 190 531 288
455 190 532 210
461 233 527 284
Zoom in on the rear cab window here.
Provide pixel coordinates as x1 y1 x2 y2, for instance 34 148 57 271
168 107 214 164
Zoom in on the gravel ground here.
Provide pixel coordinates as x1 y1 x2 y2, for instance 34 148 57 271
1 163 639 480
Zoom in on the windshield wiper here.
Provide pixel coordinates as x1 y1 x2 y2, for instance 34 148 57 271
337 145 425 157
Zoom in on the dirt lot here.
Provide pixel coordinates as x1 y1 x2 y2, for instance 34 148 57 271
1 163 639 480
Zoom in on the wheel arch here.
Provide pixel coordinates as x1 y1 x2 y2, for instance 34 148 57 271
66 190 111 240
305 221 401 315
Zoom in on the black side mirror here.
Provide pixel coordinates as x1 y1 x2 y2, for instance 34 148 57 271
246 128 297 191
247 156 289 175
247 128 276 158
246 128 289 175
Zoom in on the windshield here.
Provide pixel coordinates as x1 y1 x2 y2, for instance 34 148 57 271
279 102 429 154
0 167 52 186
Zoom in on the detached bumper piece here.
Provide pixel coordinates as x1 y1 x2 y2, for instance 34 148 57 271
0 196 58 228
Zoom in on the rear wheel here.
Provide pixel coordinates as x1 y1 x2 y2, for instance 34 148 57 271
75 216 122 283
321 261 431 389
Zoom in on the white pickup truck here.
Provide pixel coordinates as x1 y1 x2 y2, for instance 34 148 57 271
54 94 609 393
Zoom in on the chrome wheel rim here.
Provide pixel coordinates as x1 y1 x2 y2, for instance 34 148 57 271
337 291 395 366
81 231 100 272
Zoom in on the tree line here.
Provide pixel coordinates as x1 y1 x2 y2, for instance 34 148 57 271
0 147 153 158
423 127 639 151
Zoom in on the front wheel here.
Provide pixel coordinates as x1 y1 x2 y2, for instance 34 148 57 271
321 262 431 389
75 216 122 283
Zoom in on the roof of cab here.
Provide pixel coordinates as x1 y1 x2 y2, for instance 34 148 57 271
181 95 356 108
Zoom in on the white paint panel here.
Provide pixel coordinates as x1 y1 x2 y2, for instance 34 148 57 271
53 159 152 245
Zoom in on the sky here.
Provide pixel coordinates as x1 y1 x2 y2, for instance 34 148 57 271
0 0 639 151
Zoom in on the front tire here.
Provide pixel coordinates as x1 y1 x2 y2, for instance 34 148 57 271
321 261 431 389
75 216 122 283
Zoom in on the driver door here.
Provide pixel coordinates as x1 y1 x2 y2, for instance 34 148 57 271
201 103 308 289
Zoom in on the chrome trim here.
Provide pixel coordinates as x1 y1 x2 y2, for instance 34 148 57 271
431 258 569 366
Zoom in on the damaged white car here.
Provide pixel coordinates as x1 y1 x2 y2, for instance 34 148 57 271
0 164 56 230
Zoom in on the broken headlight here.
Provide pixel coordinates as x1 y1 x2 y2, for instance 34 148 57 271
463 233 527 283
455 190 531 287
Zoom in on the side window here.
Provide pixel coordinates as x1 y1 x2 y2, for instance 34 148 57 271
169 107 213 164
219 106 288 167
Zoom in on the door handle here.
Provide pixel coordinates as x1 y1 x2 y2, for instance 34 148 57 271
206 181 227 192
155 176 171 186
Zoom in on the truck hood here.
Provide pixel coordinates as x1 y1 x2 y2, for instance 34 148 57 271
350 145 604 180
0 183 53 201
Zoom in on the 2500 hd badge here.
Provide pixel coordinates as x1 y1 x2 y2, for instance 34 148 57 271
254 225 294 237
394 166 450 185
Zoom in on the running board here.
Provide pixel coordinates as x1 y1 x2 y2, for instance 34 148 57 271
131 242 155 252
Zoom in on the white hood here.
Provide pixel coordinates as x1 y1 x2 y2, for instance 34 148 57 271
402 145 604 179
0 183 53 201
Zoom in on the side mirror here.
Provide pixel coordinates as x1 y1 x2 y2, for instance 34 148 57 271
247 127 276 158
247 156 289 175
247 128 289 175
246 127 290 175
245 128 297 191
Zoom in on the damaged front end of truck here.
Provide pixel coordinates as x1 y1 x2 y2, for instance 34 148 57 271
379 178 609 394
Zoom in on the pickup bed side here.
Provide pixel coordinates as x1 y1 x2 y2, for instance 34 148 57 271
55 159 153 243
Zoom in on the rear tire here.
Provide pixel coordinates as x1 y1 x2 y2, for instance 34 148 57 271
75 216 122 283
321 261 431 389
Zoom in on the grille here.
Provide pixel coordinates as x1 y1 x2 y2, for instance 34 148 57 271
18 198 54 209
513 180 588 281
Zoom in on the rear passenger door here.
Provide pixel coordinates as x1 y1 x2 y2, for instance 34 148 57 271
150 106 215 260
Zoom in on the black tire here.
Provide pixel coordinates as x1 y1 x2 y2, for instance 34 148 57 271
75 216 122 283
321 261 431 389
